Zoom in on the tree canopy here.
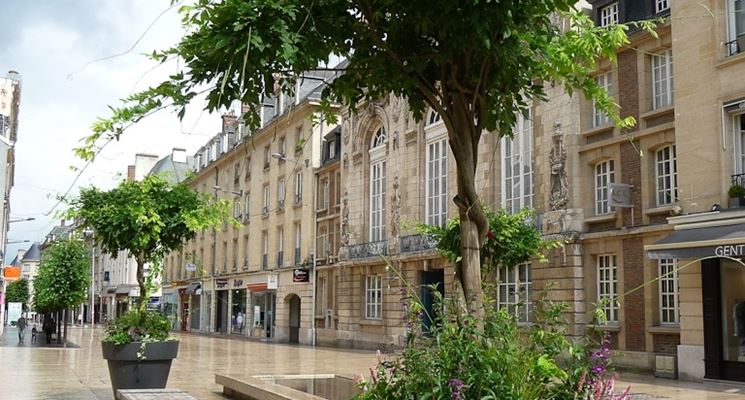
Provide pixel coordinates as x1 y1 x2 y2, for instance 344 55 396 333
68 174 230 306
79 0 656 320
34 240 89 314
5 279 30 308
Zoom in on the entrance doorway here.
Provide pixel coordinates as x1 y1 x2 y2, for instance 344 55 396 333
420 269 445 334
216 290 229 333
250 291 276 339
288 294 301 343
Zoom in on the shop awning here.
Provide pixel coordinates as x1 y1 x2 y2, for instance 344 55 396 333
106 287 117 294
115 285 137 295
646 224 745 259
184 282 201 295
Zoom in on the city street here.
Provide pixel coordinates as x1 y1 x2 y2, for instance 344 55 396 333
0 326 744 399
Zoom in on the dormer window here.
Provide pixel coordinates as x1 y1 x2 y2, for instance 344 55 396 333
328 140 336 159
600 2 618 27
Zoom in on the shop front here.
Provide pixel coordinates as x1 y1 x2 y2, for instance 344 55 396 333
230 278 247 335
162 289 179 330
214 278 230 333
184 281 202 331
247 274 278 339
646 212 745 382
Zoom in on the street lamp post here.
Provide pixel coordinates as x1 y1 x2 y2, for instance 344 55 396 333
83 228 94 326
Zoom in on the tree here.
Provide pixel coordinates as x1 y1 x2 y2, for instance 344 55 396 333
5 279 30 309
34 239 90 346
69 174 230 309
79 1 654 320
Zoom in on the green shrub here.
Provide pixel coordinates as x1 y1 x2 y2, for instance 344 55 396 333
729 185 745 198
103 308 173 345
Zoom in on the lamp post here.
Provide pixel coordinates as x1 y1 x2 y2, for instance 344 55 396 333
83 228 95 326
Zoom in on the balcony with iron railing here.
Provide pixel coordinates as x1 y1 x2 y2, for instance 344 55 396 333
400 234 439 254
348 240 387 260
725 34 745 57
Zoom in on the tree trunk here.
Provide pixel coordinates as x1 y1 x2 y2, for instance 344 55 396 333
136 258 147 311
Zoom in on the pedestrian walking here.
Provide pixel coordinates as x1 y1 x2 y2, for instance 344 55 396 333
31 325 38 342
17 315 27 344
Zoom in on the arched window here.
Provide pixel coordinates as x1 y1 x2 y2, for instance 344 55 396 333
427 110 442 126
369 126 387 241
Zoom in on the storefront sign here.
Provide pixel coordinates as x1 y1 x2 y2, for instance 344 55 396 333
715 244 745 257
292 268 310 283
185 263 197 272
216 279 229 289
267 274 279 290
233 279 244 288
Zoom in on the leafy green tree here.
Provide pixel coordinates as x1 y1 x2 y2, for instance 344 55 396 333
5 279 30 309
79 1 655 319
69 174 231 308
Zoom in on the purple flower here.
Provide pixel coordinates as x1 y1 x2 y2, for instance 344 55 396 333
448 379 465 400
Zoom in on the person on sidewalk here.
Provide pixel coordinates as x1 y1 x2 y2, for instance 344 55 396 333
17 315 27 344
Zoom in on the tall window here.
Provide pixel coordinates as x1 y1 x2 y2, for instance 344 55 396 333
370 127 387 242
365 275 383 320
652 50 674 110
658 258 679 325
426 139 448 226
655 145 677 206
277 227 284 267
735 114 745 174
655 0 669 13
243 191 250 220
222 241 228 271
497 264 532 323
294 223 302 265
502 109 533 214
279 136 286 156
232 238 238 270
245 157 252 180
295 171 303 204
593 72 613 127
597 254 618 323
320 178 330 209
263 145 270 168
595 160 615 215
600 2 618 27
262 232 269 270
727 0 745 55
278 178 286 208
243 235 250 268
263 185 270 216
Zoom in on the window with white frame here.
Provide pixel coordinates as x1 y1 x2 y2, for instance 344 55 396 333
655 0 669 13
597 254 618 323
295 171 303 204
731 112 745 175
727 0 745 55
365 275 383 319
593 72 613 127
278 178 286 208
595 160 615 215
245 157 252 180
658 258 679 325
244 192 250 219
321 178 330 209
263 145 270 168
600 2 619 27
426 139 448 226
652 49 673 110
370 127 387 242
294 223 301 265
655 145 677 206
427 110 442 126
262 231 268 269
328 139 336 159
263 185 270 215
502 109 533 214
277 227 284 267
497 264 533 323
279 136 286 156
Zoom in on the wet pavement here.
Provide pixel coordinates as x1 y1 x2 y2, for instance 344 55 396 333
1 325 745 399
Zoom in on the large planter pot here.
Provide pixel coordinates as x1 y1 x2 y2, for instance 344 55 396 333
102 341 179 394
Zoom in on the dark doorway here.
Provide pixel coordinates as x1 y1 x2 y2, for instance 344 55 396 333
288 295 301 343
420 269 445 334
216 290 229 333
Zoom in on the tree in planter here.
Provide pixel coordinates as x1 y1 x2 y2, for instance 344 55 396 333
5 279 30 309
69 174 231 318
34 239 90 346
77 1 657 320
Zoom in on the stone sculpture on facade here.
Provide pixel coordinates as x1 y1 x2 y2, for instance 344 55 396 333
549 123 569 211
390 176 401 252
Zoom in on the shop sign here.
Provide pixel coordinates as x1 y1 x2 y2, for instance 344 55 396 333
293 268 310 283
216 278 229 289
233 279 244 288
185 263 197 272
715 244 745 257
267 274 279 290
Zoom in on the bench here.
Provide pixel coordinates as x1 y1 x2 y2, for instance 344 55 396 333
116 389 198 400
216 374 322 400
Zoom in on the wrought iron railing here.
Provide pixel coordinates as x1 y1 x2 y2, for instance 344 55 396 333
400 234 439 253
732 173 745 187
726 35 745 57
348 240 387 259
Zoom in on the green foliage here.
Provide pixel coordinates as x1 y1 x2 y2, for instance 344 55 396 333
356 292 624 400
419 208 559 273
34 240 90 313
77 1 660 160
729 184 745 198
5 279 30 307
103 308 173 346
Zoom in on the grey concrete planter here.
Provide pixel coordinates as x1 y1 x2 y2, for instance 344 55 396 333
102 341 179 395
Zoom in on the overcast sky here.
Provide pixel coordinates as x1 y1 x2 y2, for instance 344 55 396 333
0 0 223 263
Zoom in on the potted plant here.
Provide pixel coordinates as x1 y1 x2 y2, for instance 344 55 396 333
729 184 745 208
69 175 231 394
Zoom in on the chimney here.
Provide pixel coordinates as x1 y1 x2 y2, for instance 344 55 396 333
172 148 187 163
127 165 136 182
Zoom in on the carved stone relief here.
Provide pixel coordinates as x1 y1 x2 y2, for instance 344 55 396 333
339 191 350 260
390 176 402 252
549 123 569 211
391 95 403 123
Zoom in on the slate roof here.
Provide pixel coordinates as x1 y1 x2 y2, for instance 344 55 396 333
148 154 195 183
21 242 40 262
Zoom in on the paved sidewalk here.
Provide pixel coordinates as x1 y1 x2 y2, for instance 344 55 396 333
0 326 744 399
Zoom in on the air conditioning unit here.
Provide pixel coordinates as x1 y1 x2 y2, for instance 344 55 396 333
654 354 677 379
325 309 334 329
